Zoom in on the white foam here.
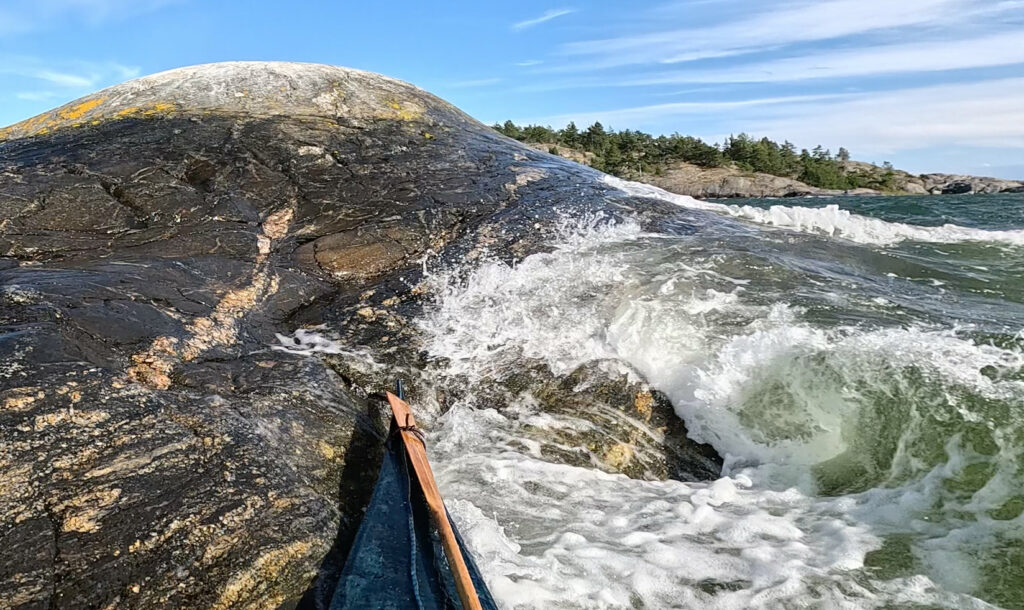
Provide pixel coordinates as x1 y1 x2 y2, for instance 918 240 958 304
433 419 881 610
272 325 348 355
604 175 1024 247
418 217 1023 608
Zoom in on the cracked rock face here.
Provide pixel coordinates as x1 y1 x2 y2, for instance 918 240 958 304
0 62 718 609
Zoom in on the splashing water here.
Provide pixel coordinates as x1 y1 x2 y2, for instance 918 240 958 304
416 188 1024 609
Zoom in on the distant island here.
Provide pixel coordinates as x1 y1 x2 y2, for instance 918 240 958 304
494 121 1024 199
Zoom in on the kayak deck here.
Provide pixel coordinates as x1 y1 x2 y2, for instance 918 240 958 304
329 392 497 610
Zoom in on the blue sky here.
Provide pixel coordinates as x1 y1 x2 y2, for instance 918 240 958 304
2 0 1024 177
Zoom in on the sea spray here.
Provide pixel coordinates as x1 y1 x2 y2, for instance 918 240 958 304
418 202 1024 609
604 175 1024 247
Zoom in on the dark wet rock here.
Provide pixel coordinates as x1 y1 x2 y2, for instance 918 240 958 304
509 361 722 481
0 62 719 609
941 181 974 195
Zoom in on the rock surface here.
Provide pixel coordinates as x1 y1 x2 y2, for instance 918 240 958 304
0 62 720 609
531 144 1024 199
841 161 1024 195
640 162 865 199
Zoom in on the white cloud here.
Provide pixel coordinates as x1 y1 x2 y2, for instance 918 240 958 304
0 58 141 90
748 77 1024 154
557 0 987 70
515 59 544 67
512 8 575 31
33 70 95 87
516 93 848 129
623 30 1024 85
511 77 1024 156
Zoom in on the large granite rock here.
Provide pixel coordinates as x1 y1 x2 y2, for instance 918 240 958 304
920 173 1024 195
0 62 720 609
612 160 878 199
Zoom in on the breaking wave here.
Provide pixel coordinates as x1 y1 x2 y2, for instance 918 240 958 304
418 216 1024 609
604 175 1024 247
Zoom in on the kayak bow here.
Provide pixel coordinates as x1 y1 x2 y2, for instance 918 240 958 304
329 388 497 610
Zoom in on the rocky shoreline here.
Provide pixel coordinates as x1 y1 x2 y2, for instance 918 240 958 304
0 62 721 609
529 143 1024 199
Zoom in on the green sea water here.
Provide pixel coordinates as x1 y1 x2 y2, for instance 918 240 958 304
712 194 1024 607
415 188 1024 609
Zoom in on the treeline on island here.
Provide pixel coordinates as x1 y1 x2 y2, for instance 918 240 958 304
493 120 899 191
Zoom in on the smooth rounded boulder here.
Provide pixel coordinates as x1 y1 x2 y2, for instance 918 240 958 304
0 62 720 609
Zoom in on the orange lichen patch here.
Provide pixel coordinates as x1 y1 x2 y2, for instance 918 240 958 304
57 98 105 121
34 409 110 430
634 390 655 422
59 488 123 533
112 102 178 120
2 388 43 412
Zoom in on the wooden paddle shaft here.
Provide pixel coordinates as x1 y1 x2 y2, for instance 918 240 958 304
386 392 483 610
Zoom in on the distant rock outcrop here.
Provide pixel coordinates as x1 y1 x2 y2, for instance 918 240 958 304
639 162 877 199
919 173 1024 195
0 62 720 609
528 143 858 198
531 144 1023 199
840 161 1024 196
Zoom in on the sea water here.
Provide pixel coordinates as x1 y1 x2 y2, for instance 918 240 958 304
277 184 1024 608
421 183 1024 609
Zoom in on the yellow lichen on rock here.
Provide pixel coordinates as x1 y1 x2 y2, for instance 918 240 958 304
604 442 636 470
58 98 106 121
634 390 655 422
33 409 109 430
211 540 316 610
112 102 178 120
59 488 123 533
0 98 182 140
316 440 337 460
0 97 106 140
384 99 424 121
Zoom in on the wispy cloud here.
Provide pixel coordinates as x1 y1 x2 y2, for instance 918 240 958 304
512 8 575 31
1 57 140 90
620 30 1024 85
516 93 848 129
749 77 1024 154
515 59 544 67
556 0 987 70
519 77 1024 156
447 77 503 89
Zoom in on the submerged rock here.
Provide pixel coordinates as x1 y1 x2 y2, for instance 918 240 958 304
502 361 722 481
0 62 720 608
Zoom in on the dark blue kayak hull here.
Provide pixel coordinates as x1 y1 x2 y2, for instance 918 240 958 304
330 431 498 610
